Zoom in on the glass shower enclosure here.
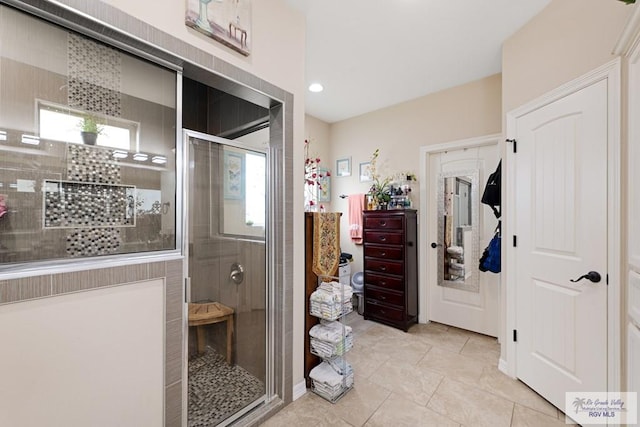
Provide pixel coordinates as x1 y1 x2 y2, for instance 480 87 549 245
185 130 268 426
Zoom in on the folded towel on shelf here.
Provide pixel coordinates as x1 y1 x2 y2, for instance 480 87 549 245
309 361 343 387
309 321 352 343
310 281 354 320
310 360 354 401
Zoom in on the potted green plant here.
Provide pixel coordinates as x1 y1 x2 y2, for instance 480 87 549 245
367 149 392 209
79 115 103 145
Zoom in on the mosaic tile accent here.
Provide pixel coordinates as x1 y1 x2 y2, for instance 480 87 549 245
189 348 264 427
44 180 135 228
66 144 121 184
67 33 122 117
58 144 128 255
65 227 121 257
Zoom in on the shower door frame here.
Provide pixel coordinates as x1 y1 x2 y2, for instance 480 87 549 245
182 129 275 426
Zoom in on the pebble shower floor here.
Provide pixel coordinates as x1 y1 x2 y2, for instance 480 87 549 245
188 348 264 427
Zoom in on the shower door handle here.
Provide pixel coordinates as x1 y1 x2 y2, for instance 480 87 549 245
230 263 245 284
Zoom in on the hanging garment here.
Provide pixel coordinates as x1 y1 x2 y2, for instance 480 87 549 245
348 194 366 244
479 231 501 273
481 160 501 219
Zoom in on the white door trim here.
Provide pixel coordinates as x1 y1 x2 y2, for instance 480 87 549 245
419 133 502 325
503 58 622 398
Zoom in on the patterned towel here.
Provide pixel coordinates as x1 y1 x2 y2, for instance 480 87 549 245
312 212 341 276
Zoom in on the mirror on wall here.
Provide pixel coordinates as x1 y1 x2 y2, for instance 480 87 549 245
437 169 479 291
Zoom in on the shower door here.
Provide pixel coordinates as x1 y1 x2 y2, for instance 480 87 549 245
185 130 268 427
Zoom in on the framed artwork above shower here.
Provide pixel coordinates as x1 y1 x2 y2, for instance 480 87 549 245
185 0 252 56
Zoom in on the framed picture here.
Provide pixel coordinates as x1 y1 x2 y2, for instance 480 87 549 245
185 0 252 57
224 151 244 199
359 162 373 182
336 157 351 177
318 167 331 202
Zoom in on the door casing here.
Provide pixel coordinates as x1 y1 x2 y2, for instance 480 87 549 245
503 58 622 398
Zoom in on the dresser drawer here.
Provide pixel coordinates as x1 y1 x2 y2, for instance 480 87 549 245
365 272 404 291
364 215 403 230
363 231 403 245
364 300 405 322
365 258 404 275
366 287 404 307
364 244 403 260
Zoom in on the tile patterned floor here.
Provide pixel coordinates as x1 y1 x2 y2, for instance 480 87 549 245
262 314 570 427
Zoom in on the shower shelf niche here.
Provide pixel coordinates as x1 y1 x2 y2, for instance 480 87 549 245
43 179 136 229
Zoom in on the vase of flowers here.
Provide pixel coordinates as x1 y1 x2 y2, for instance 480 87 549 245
304 139 329 211
366 149 391 210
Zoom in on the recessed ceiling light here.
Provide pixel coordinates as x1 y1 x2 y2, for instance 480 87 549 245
308 83 324 93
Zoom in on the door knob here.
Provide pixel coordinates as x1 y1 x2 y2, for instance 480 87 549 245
431 242 442 249
570 271 601 283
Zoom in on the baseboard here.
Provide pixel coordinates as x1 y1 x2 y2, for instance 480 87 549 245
292 380 307 401
498 358 510 376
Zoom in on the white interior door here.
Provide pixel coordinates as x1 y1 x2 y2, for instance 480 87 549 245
424 139 500 337
512 79 608 410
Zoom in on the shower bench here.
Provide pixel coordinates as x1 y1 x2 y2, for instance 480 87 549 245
188 302 234 365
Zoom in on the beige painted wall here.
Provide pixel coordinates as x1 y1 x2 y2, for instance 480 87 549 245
502 0 632 115
327 74 502 273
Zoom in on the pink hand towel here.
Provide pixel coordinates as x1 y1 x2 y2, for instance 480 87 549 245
348 194 366 245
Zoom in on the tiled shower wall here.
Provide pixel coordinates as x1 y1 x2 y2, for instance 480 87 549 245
0 258 184 426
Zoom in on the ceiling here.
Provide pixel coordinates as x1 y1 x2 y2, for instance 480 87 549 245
284 0 552 123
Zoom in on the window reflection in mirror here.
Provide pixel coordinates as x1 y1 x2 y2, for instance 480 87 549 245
438 170 479 291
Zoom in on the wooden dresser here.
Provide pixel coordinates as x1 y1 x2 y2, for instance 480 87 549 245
363 209 418 331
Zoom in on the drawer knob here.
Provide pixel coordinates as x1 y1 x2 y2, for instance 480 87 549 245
379 236 386 242
379 221 387 226
380 252 386 257
381 281 387 286
380 295 386 300
380 266 387 271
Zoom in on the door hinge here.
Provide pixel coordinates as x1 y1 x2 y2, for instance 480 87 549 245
513 235 517 247
513 329 518 342
606 274 609 285
506 138 517 153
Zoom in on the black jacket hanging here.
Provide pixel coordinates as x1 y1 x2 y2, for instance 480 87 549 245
481 160 501 219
